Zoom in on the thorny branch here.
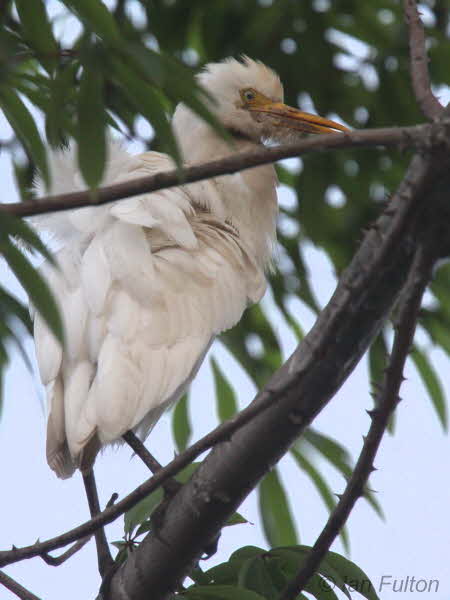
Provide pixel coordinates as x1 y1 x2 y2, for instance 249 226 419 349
404 0 444 120
0 570 42 600
279 242 437 600
1 125 448 580
0 124 434 219
2 8 450 586
0 382 278 568
107 148 449 598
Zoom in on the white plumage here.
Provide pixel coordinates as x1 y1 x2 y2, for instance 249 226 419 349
32 57 346 478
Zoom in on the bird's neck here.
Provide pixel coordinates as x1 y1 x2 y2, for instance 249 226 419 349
173 106 278 270
173 105 257 162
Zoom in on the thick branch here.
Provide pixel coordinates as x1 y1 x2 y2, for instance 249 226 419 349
107 147 449 599
280 242 436 600
0 571 42 600
404 0 444 120
0 125 430 218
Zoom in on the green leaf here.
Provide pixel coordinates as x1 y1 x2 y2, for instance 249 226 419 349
124 487 163 537
271 284 304 341
161 60 228 143
410 346 447 430
229 546 266 564
290 446 350 552
368 331 388 396
110 55 181 165
0 86 49 185
224 512 248 527
304 430 384 520
172 393 191 452
421 309 450 356
0 319 32 372
61 0 120 44
304 429 352 480
430 263 450 317
124 46 228 142
46 63 78 146
0 288 33 334
124 463 200 535
189 566 213 586
0 212 55 264
271 547 351 600
183 585 266 600
324 551 380 600
211 357 237 421
258 468 298 547
0 239 63 344
15 0 58 73
206 562 241 586
304 573 340 600
77 55 106 188
134 519 152 538
238 556 279 600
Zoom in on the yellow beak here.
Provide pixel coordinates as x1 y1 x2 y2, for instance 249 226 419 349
250 101 349 134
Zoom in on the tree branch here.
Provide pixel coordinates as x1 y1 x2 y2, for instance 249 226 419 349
40 536 91 567
404 0 444 120
107 146 450 598
0 571 42 600
279 241 437 600
0 125 430 218
0 376 279 568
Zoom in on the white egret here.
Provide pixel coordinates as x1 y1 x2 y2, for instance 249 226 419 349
33 56 347 479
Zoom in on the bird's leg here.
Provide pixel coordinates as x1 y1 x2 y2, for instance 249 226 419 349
122 431 220 559
122 431 181 496
122 430 183 546
82 470 114 578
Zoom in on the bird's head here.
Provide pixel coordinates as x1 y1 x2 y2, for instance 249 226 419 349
196 56 348 142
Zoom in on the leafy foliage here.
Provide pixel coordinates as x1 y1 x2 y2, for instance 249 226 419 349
1 0 449 595
0 215 63 413
179 545 379 600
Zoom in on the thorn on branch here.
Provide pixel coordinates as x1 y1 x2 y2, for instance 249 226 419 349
366 408 379 420
403 0 444 120
106 493 119 509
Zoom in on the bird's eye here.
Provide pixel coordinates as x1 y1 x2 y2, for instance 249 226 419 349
243 89 256 102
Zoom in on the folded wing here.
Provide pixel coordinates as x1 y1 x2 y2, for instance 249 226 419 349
33 142 267 478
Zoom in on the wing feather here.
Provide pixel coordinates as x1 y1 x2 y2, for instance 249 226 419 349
31 141 270 477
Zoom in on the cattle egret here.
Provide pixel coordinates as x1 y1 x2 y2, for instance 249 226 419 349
33 56 347 479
